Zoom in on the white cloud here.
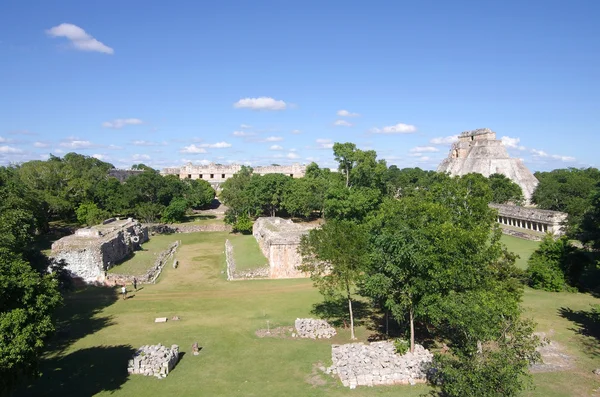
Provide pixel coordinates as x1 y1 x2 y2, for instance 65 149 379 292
8 130 35 136
233 130 252 137
59 138 93 149
337 109 360 117
107 144 123 150
316 138 334 149
92 154 107 160
501 136 526 150
181 158 211 166
334 119 353 127
132 140 162 146
180 144 207 154
132 154 150 161
430 135 459 145
270 145 283 151
46 23 114 54
291 129 302 134
370 123 417 134
287 152 299 159
531 149 548 157
0 145 22 154
530 148 575 162
102 118 143 129
204 141 232 149
233 97 287 111
265 136 283 142
33 141 49 148
240 124 252 129
409 146 439 153
0 136 8 143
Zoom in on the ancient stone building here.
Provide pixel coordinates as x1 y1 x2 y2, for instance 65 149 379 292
161 163 306 188
252 217 316 278
437 128 539 203
51 218 148 283
490 203 567 236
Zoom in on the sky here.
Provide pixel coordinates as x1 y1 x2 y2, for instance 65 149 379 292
1 0 598 172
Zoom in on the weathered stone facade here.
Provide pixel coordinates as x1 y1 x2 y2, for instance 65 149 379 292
437 128 539 203
161 162 306 188
127 344 180 378
490 203 567 236
252 217 316 278
326 341 433 388
51 218 148 283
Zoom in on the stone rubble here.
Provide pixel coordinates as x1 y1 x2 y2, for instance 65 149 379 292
294 318 336 339
326 341 433 389
127 344 180 378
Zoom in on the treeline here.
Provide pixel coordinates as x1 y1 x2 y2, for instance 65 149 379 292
220 142 524 232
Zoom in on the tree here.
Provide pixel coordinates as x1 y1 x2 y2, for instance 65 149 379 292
184 178 215 209
299 220 369 340
75 203 110 226
0 249 62 395
581 182 600 249
488 173 524 205
525 235 581 292
248 173 292 217
134 203 165 223
161 198 189 223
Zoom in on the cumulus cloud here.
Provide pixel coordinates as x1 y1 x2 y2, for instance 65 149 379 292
102 118 143 129
265 136 283 142
233 97 287 111
189 141 232 149
409 146 439 153
270 145 283 151
530 148 575 162
33 141 49 148
0 145 23 154
334 120 353 127
233 130 252 137
132 140 164 146
240 124 252 129
287 152 299 159
180 144 207 154
291 129 302 134
92 154 107 160
337 109 360 117
501 136 526 150
46 23 114 54
59 138 93 149
316 138 334 149
430 135 459 145
132 154 150 161
370 123 417 134
0 136 7 143
107 144 123 150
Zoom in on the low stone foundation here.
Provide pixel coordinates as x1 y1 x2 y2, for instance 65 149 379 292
127 344 180 378
294 318 336 339
326 341 433 389
225 239 269 280
106 241 179 285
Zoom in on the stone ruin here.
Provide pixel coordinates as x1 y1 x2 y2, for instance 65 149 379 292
51 218 148 283
294 318 336 339
326 341 433 389
127 344 180 378
252 217 317 278
437 128 539 203
490 203 567 237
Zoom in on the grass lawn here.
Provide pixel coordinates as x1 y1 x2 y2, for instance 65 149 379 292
107 234 186 275
501 234 541 270
18 231 600 396
228 234 268 271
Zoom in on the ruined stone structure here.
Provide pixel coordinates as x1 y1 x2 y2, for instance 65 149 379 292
161 163 306 188
490 203 567 236
326 342 433 388
294 318 336 339
252 217 316 279
51 218 148 283
127 344 180 378
437 128 539 203
108 168 144 182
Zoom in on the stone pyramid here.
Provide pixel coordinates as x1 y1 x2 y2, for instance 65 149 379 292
437 128 539 203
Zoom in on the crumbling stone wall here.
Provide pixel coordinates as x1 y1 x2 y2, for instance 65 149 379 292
51 218 148 283
252 217 316 279
225 239 269 280
326 341 433 388
106 241 179 285
294 318 336 339
128 344 179 378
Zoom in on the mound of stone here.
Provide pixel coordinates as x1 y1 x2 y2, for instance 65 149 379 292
326 341 433 389
127 343 180 378
294 318 336 339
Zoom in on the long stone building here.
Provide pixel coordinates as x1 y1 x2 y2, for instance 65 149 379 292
161 162 306 187
490 203 567 236
437 128 539 203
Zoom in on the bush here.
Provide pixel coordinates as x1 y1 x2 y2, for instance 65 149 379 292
526 255 566 292
526 235 581 292
393 338 409 355
161 198 189 223
233 213 253 234
75 202 109 226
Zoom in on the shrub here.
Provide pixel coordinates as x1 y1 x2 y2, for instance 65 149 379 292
393 338 409 355
161 198 189 223
233 213 253 234
526 255 566 292
75 202 109 226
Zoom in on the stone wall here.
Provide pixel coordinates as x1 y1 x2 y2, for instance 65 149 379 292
161 162 306 184
51 219 148 283
252 217 317 279
128 344 179 378
294 318 336 339
225 239 269 280
326 342 433 389
106 241 179 285
490 203 567 236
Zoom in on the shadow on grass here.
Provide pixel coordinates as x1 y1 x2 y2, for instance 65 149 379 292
51 285 118 355
558 305 600 357
311 297 372 328
17 345 135 397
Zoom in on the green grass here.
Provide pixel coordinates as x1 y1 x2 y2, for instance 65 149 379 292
228 234 268 271
107 234 182 275
18 232 600 397
501 234 541 270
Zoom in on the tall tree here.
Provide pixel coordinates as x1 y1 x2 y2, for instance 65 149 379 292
299 220 369 340
488 173 524 205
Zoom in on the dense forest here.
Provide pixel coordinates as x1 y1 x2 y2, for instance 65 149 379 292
1 147 600 396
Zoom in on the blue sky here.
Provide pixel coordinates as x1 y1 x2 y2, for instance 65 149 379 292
1 0 598 171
